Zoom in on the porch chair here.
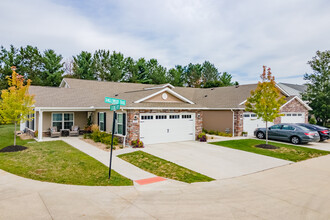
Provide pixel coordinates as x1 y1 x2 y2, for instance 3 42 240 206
69 126 80 137
50 127 60 138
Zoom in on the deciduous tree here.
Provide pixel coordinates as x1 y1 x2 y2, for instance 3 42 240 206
0 67 35 146
245 66 285 144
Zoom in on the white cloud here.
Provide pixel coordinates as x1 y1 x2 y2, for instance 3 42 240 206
1 0 330 84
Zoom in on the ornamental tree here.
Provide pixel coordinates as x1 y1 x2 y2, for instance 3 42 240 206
0 67 35 146
245 66 285 144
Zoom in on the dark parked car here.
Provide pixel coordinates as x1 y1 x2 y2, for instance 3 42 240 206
297 123 329 142
254 123 320 144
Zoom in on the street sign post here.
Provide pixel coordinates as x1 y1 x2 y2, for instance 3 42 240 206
105 97 126 179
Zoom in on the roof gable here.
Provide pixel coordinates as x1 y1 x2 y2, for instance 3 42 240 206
134 88 195 104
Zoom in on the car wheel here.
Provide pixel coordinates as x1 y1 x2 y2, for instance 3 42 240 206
291 136 300 144
257 131 265 139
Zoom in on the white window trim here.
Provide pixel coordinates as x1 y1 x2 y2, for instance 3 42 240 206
115 113 125 135
51 112 75 130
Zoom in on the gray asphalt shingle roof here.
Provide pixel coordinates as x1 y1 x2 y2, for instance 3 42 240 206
29 78 261 109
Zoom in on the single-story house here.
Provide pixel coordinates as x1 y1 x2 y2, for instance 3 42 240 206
22 78 311 144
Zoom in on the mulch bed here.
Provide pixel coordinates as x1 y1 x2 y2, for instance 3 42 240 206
0 145 28 153
255 144 279 149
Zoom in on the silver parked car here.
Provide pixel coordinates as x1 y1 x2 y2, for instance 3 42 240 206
254 123 320 144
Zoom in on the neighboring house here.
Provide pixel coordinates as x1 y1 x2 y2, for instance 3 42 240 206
277 83 307 98
23 78 311 144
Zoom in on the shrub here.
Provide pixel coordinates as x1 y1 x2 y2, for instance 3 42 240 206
91 124 99 132
203 128 233 137
197 132 207 142
131 139 144 148
34 130 38 138
83 133 91 139
91 130 102 142
101 135 118 146
309 117 317 125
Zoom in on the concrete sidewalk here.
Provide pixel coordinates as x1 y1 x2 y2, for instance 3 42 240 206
61 137 156 181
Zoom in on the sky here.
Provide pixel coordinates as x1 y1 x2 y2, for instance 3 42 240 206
1 0 329 84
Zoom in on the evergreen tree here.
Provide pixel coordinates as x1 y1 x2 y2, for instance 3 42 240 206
72 51 95 80
303 50 330 126
41 49 64 87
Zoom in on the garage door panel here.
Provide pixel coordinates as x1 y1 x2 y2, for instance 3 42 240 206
281 113 305 123
243 113 273 136
140 113 195 144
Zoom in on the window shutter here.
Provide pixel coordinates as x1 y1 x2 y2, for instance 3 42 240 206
97 112 100 127
123 113 126 136
104 112 107 132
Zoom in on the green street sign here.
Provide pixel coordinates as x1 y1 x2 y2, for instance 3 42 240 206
110 104 120 111
105 97 126 106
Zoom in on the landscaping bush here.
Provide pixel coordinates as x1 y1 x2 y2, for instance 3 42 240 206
91 130 102 142
131 139 144 148
101 135 118 146
309 117 317 125
91 124 99 132
89 130 118 145
197 132 207 142
83 133 91 139
203 129 233 137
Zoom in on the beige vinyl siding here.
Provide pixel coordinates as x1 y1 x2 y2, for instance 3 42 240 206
35 111 88 132
93 110 114 133
202 110 233 133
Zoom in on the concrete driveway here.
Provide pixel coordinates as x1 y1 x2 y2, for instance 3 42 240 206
142 141 292 180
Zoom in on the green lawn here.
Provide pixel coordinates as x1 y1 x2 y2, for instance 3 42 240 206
118 151 214 183
0 124 132 186
211 139 330 162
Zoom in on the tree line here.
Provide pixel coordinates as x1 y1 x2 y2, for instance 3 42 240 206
0 45 238 90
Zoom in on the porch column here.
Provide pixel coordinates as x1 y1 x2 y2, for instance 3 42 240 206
38 110 43 141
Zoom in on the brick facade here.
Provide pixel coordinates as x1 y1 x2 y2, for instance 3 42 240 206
276 98 309 123
125 109 203 145
236 98 309 136
234 110 244 136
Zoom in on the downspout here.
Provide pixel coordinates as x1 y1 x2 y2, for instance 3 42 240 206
231 109 235 137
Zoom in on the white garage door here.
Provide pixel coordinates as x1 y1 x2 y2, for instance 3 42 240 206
140 113 195 144
243 113 273 136
281 113 305 123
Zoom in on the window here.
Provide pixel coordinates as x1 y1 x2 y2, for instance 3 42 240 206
282 125 295 131
292 114 297 116
251 114 257 117
169 115 180 119
270 124 282 130
116 114 123 134
243 114 250 117
182 115 192 119
99 112 105 131
52 113 74 131
156 115 167 119
286 114 291 116
116 113 126 135
298 113 302 116
141 115 153 120
26 113 34 130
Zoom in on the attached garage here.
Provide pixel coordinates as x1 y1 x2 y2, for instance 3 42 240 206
243 112 273 136
281 112 305 123
139 113 195 144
